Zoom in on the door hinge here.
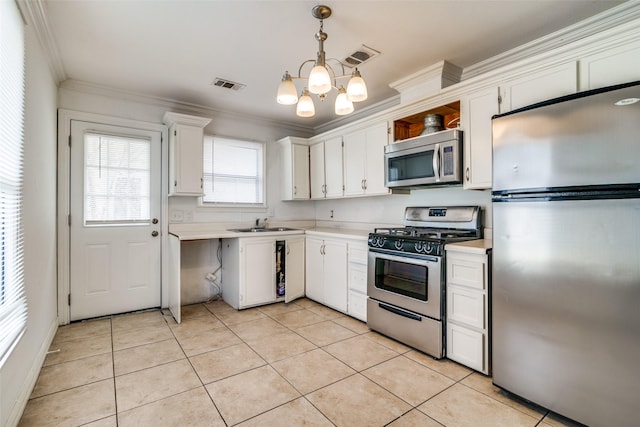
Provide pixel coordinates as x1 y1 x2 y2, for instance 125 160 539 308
387 127 391 135
68 294 71 306
68 135 71 147
341 140 344 147
498 94 503 105
68 214 71 226
174 130 177 136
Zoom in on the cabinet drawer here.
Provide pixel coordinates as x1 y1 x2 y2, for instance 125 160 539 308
447 286 485 329
447 256 485 290
348 263 367 294
348 291 367 322
349 244 368 265
446 323 484 372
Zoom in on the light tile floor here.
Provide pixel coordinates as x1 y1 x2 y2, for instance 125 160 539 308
19 298 584 427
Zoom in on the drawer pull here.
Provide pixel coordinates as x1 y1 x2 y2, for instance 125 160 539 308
379 302 422 321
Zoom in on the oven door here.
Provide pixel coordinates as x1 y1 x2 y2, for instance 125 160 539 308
367 248 443 319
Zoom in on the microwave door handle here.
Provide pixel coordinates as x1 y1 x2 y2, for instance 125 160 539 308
432 143 440 182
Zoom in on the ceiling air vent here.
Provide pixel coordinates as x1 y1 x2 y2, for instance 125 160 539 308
211 78 246 91
342 45 380 68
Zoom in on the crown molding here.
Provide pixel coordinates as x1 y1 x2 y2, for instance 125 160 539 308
462 1 640 80
16 0 66 83
59 79 315 136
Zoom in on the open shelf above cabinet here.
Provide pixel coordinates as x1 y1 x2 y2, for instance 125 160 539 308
393 101 460 141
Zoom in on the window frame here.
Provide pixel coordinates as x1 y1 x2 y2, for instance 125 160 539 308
199 135 267 209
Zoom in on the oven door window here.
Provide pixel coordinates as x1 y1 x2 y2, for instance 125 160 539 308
387 150 435 181
374 257 428 301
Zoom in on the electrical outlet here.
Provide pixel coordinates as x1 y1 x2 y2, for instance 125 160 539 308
184 210 193 222
170 209 184 222
267 207 275 218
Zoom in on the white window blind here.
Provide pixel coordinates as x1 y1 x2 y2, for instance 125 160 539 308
202 136 265 205
84 133 151 225
0 0 27 366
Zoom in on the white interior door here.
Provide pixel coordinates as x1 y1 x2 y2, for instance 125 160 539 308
69 120 162 321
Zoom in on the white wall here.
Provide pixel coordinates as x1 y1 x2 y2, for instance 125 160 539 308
314 187 492 232
0 24 59 427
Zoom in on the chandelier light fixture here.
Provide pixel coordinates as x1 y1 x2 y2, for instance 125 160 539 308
276 5 369 118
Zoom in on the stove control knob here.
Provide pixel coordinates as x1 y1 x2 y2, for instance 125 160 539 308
378 237 386 247
394 240 403 251
415 242 423 252
425 242 433 254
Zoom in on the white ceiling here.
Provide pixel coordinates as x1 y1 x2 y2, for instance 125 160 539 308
43 0 625 130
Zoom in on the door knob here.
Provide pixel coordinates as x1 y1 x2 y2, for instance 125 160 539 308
152 218 158 224
151 231 159 237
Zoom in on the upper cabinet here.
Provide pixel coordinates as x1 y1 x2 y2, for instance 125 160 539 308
310 136 343 199
279 137 310 201
163 112 211 196
579 40 640 90
460 87 499 190
343 122 390 197
500 62 578 112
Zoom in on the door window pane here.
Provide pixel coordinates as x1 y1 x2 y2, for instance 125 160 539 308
84 133 151 224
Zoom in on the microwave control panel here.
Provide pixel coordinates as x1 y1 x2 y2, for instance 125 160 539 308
443 146 454 176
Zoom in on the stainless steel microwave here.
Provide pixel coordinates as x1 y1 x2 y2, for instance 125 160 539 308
384 129 463 188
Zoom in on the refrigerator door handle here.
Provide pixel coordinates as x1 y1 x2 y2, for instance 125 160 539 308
433 143 440 182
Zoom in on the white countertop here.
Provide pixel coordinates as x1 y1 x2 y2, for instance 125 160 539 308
168 223 371 241
445 239 492 254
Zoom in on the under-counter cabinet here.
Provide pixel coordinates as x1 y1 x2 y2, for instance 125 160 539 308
305 236 348 312
342 122 389 197
162 112 211 196
445 241 492 374
310 136 343 199
347 240 368 321
279 137 310 200
222 235 305 309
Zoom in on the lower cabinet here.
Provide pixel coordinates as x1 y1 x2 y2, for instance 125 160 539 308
347 241 368 322
221 234 305 309
305 236 348 312
445 246 492 374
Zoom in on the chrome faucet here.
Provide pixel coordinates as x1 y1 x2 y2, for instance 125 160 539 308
255 217 268 229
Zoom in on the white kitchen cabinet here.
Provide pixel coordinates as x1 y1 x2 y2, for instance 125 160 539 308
279 137 310 200
445 244 491 374
578 40 640 90
162 112 211 196
347 240 368 322
310 137 343 199
222 234 305 309
343 122 389 197
283 236 305 303
500 62 578 112
305 236 348 312
460 87 500 190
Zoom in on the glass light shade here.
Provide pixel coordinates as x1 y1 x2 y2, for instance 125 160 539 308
276 72 298 105
296 90 315 117
347 69 368 102
335 87 354 115
308 64 332 95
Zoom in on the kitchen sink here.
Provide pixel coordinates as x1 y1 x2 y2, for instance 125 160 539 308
228 227 298 233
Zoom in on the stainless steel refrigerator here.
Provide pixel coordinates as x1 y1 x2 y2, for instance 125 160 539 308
491 81 640 427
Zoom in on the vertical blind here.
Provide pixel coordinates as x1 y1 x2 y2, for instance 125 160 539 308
0 0 27 366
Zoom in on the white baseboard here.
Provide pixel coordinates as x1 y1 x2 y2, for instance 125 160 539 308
5 318 58 427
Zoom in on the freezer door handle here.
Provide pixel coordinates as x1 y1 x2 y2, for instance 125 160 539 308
378 302 422 321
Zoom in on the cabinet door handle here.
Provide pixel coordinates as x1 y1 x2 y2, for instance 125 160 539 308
293 186 297 195
465 167 470 181
286 245 290 255
200 177 203 189
363 179 367 190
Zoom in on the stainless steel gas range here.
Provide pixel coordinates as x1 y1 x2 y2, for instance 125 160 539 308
367 206 482 358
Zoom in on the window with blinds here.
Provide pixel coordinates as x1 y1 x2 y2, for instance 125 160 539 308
202 136 265 206
0 0 27 367
84 133 151 225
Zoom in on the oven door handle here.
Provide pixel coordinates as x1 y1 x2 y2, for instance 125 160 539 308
378 302 422 322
